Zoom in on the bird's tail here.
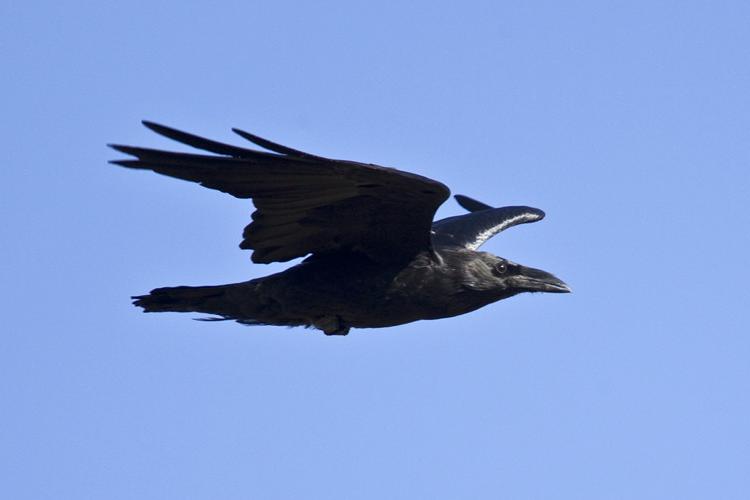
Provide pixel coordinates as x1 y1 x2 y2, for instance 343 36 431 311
132 283 249 319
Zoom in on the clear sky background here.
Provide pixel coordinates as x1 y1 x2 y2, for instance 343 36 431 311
2 1 749 498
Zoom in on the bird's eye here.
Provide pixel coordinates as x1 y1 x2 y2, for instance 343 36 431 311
493 262 508 275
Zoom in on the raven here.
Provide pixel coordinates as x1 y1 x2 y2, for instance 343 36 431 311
110 122 569 335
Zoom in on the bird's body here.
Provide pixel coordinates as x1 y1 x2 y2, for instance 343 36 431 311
138 248 524 334
112 122 569 335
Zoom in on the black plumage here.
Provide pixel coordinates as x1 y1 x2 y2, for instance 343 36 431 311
110 122 569 335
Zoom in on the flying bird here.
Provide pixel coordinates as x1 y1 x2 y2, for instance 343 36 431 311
110 122 570 335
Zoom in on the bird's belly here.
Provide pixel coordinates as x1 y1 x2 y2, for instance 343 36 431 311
253 261 407 328
252 255 498 329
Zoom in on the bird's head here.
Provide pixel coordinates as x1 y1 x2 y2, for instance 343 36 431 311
462 252 571 299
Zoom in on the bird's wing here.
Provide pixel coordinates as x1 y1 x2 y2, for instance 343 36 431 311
110 121 450 264
432 195 545 250
454 194 493 212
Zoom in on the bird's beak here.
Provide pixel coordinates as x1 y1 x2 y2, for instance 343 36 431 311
513 266 571 293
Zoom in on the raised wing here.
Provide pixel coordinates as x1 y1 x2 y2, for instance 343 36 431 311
110 121 450 264
432 195 545 250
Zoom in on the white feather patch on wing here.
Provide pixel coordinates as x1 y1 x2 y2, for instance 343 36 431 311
465 213 535 250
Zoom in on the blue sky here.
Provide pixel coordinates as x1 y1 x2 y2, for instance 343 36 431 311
2 1 749 498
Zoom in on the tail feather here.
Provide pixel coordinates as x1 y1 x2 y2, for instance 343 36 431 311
132 281 289 328
133 284 235 316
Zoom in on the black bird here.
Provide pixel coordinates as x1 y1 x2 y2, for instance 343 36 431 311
110 122 570 335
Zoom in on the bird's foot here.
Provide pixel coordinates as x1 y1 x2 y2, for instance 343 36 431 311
315 315 350 336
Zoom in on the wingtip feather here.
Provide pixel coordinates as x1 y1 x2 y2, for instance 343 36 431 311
232 127 324 159
141 120 184 138
454 194 494 212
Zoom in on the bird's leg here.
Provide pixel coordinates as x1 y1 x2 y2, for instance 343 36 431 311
315 315 350 336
